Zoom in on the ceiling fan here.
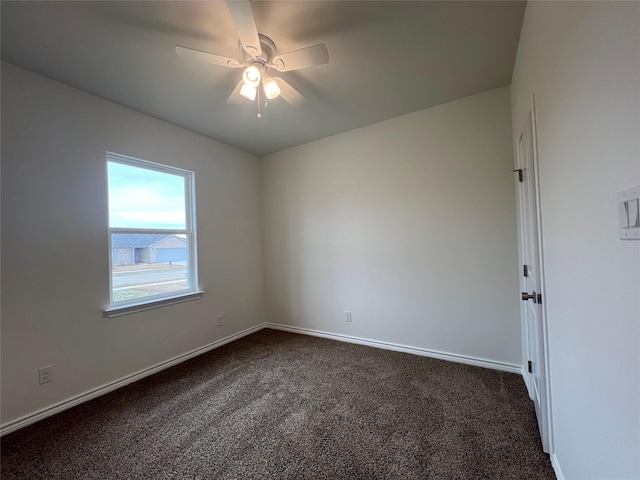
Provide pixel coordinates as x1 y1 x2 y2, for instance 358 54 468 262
175 1 329 114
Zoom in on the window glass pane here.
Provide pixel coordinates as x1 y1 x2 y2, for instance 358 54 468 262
111 233 190 303
106 154 197 310
107 161 186 229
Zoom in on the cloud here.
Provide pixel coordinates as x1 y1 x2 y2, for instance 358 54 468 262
108 162 188 229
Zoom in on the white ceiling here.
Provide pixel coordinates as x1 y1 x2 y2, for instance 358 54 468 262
1 1 525 156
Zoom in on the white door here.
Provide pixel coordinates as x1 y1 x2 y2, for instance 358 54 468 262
516 108 550 453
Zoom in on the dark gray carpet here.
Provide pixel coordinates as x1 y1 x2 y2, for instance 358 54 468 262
1 329 556 479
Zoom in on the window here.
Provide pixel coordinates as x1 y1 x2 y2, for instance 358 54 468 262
106 152 199 315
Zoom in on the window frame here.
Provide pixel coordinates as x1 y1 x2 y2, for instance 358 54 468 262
105 152 201 317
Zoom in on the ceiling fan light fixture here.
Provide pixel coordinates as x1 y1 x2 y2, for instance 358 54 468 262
176 2 328 109
240 83 257 101
242 64 262 88
263 77 281 100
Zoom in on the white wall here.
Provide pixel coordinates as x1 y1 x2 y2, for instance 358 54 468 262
262 87 521 368
1 63 265 427
511 2 640 479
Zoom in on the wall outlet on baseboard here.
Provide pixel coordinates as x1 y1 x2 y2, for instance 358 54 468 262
38 365 54 385
345 311 352 322
217 315 224 327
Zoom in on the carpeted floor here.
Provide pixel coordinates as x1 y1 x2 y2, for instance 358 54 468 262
1 329 556 479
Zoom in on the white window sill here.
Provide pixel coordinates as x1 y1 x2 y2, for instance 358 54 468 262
105 291 204 318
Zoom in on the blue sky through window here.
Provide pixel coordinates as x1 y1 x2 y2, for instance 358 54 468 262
108 161 186 229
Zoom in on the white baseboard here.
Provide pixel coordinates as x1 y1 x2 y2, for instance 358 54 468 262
264 323 522 374
2 322 523 437
550 454 564 480
0 324 264 437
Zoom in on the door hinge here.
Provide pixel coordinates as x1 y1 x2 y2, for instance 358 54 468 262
513 169 524 182
527 360 533 373
523 265 529 277
536 293 542 304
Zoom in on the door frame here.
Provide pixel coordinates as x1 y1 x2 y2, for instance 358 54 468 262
514 94 554 454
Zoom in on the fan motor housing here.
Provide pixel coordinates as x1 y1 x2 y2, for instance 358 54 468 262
241 34 276 65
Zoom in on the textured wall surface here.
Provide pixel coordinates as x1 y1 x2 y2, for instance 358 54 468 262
262 87 521 367
1 63 265 426
511 2 640 478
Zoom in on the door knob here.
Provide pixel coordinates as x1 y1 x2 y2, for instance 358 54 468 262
521 291 536 301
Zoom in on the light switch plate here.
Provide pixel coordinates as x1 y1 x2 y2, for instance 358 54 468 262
618 186 640 240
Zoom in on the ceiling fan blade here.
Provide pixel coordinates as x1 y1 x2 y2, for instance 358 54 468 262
271 44 329 72
176 45 242 68
227 80 246 105
226 1 262 58
274 77 307 106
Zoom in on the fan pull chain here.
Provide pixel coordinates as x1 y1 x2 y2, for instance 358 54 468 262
257 85 262 119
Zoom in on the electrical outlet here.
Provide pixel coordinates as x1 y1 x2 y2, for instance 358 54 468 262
345 311 352 322
38 365 54 385
217 315 224 327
